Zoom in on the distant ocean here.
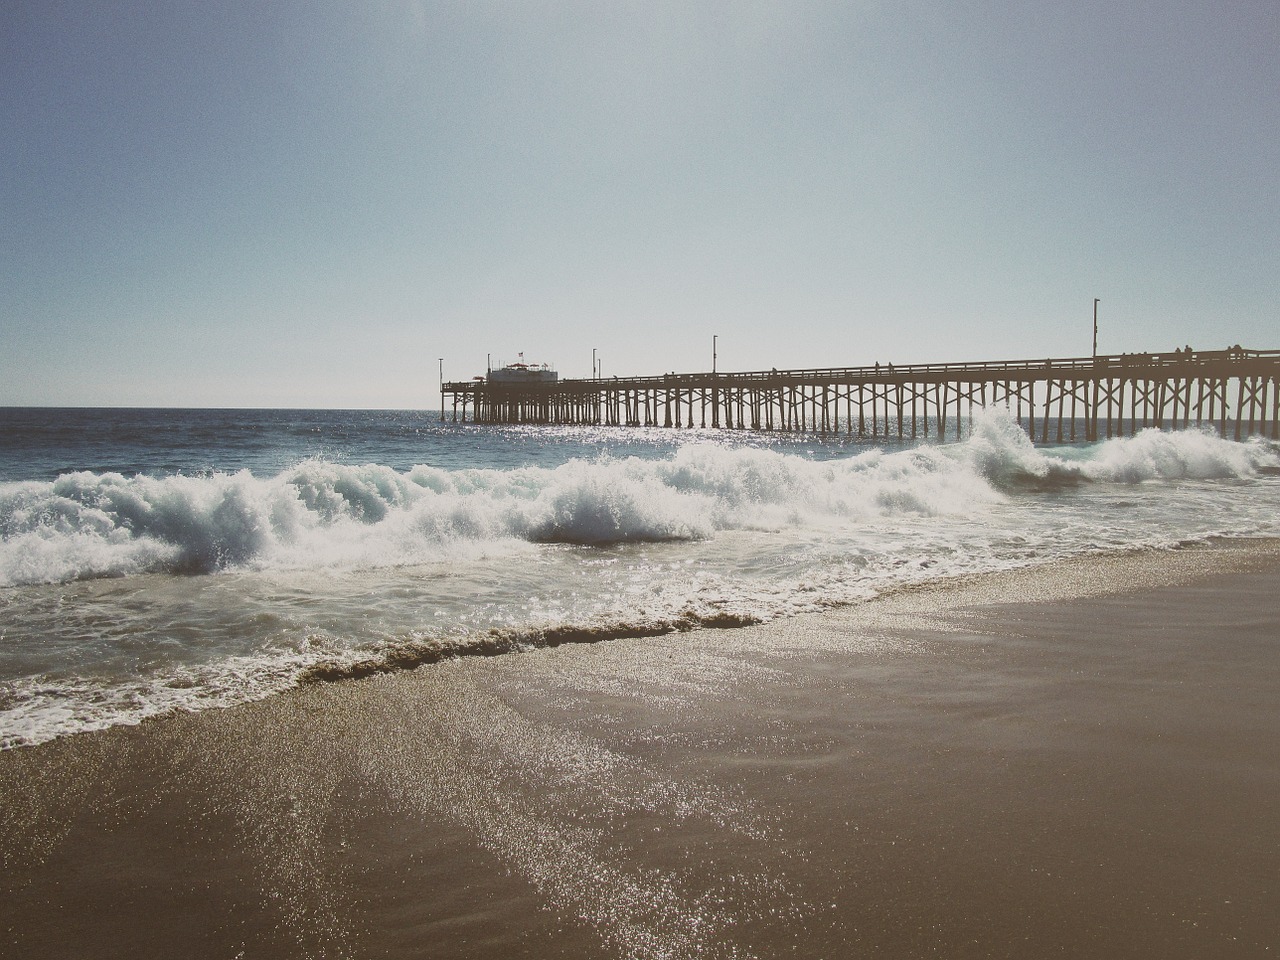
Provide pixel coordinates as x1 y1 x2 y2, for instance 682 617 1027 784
2 406 1278 749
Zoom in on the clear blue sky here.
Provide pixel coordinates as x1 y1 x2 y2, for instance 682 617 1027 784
3 0 1276 407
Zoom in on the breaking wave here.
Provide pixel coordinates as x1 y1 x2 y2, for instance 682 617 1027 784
961 410 1277 488
2 409 1275 587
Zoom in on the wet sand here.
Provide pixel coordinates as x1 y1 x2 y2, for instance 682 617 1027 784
3 540 1278 959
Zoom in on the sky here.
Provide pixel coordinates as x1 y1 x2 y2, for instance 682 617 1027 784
2 0 1277 408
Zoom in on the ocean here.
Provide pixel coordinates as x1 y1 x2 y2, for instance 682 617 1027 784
2 406 1277 750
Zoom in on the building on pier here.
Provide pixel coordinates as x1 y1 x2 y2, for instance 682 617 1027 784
487 360 558 384
441 348 1280 443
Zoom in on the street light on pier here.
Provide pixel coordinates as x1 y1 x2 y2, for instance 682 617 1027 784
592 347 597 380
1093 299 1100 359
438 358 444 422
713 335 718 374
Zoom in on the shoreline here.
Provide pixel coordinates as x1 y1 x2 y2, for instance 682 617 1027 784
296 535 1280 686
9 536 1274 751
3 539 1278 958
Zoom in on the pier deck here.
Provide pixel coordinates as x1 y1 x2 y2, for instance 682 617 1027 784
442 348 1280 443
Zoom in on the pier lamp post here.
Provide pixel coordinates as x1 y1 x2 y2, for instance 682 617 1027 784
593 348 597 380
713 335 718 374
438 358 444 422
1093 299 1099 359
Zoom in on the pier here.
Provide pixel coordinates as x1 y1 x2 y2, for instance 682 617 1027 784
442 348 1280 443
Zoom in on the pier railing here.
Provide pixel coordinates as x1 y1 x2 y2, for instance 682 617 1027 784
442 348 1280 443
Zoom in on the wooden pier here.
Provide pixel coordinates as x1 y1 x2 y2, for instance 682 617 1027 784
442 348 1280 443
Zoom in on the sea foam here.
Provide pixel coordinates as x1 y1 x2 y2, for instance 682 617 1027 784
1 409 1274 587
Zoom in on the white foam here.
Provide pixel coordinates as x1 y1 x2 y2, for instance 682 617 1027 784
957 407 1278 487
1076 428 1277 482
2 410 1275 588
0 647 322 750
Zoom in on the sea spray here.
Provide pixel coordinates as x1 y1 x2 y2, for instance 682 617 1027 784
956 408 1278 488
2 409 1277 588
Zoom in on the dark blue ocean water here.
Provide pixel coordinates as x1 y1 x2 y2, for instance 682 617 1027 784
0 407 663 479
0 407 884 483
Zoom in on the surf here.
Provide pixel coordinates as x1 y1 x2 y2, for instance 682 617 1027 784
2 408 1275 588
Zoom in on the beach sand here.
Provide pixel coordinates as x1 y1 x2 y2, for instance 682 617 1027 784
3 541 1278 959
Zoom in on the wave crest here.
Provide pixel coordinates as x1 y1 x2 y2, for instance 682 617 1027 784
961 407 1277 488
3 410 1274 586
